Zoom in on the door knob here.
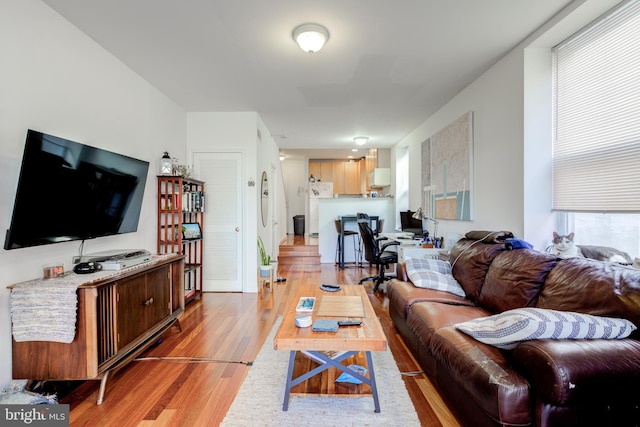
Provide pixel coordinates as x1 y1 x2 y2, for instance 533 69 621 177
235 227 240 232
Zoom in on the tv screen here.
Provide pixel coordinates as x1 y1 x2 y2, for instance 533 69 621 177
4 130 150 250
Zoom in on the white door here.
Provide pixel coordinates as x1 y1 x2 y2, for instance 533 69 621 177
193 152 243 292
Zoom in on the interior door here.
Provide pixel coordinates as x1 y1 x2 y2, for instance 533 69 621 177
193 152 243 292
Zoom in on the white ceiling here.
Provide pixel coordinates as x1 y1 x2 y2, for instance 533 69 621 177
43 0 573 159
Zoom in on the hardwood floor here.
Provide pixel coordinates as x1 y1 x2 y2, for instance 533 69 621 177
62 235 460 426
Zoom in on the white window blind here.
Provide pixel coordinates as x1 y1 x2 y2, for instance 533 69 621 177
552 0 640 212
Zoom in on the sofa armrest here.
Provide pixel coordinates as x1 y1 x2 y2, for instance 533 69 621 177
512 338 640 406
396 262 409 282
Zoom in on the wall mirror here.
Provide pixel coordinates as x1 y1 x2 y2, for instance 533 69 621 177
261 171 269 227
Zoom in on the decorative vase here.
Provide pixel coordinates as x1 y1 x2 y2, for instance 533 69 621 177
259 265 272 277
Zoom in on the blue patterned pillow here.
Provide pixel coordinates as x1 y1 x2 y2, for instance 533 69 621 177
455 307 637 349
405 257 465 297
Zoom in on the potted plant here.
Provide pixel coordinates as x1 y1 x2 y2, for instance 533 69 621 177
257 236 272 277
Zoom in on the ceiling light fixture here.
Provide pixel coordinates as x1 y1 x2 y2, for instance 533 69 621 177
353 136 369 146
293 23 329 53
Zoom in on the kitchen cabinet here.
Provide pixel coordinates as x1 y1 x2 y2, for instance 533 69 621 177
332 162 345 194
344 161 361 194
309 160 361 194
309 162 321 180
369 168 390 188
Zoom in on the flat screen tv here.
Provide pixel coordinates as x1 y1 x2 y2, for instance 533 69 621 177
4 129 150 250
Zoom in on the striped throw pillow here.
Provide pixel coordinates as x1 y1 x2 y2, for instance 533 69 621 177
455 307 637 349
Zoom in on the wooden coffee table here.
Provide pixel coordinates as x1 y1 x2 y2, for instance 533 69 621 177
274 284 388 412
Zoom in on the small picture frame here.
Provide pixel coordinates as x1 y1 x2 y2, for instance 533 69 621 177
182 223 202 240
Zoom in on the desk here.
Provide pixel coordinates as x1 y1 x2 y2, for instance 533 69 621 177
398 246 445 262
381 233 447 262
381 232 419 244
338 215 379 269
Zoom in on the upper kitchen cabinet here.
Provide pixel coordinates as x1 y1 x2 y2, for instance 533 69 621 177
365 148 391 191
332 162 345 194
309 159 361 194
369 168 390 188
309 162 322 181
344 161 361 194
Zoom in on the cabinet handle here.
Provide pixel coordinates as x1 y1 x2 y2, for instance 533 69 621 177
143 297 154 306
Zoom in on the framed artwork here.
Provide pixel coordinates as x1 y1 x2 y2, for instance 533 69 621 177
421 111 473 221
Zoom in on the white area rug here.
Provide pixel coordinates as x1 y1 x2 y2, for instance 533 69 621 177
221 318 420 426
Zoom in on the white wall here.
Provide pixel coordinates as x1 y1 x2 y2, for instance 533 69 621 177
394 49 526 240
186 112 281 292
392 0 621 251
280 158 309 235
0 1 186 390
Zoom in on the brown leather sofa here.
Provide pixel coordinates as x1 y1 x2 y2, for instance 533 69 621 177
388 232 640 427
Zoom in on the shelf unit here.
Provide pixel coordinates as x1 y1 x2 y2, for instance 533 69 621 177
157 176 205 303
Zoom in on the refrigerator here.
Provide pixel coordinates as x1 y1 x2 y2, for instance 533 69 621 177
309 182 333 235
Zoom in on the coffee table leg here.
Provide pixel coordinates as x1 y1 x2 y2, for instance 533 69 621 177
366 351 380 413
283 351 296 411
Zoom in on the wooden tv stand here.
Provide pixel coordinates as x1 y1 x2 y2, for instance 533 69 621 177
10 254 185 404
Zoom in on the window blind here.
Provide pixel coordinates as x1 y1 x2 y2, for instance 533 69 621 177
552 0 640 212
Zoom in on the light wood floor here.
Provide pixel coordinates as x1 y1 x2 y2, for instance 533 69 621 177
62 236 460 426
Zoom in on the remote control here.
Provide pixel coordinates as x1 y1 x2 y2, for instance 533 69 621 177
338 320 362 326
322 284 341 289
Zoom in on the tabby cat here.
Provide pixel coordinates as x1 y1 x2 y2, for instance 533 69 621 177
551 232 633 264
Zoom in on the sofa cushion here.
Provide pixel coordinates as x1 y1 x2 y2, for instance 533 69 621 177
538 257 640 329
464 230 514 242
387 280 473 319
479 249 559 313
405 258 465 297
455 307 637 350
407 302 490 350
449 238 506 302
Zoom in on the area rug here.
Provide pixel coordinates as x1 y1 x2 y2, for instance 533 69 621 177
221 318 420 426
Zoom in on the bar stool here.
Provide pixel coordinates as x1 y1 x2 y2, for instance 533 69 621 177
335 219 361 266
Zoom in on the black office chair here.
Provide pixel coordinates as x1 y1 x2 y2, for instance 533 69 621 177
400 210 424 237
357 215 399 292
375 218 384 237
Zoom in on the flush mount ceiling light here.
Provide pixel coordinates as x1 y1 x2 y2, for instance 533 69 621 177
293 23 329 53
353 136 369 146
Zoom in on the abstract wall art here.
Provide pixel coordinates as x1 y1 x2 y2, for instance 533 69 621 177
421 111 473 221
